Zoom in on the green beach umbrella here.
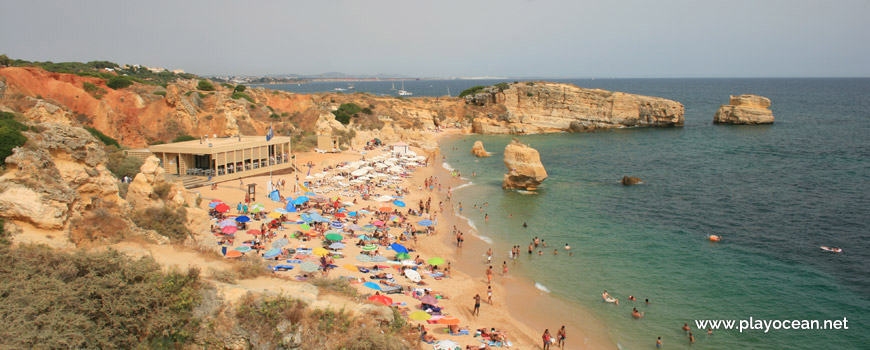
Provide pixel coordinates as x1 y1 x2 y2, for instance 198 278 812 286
249 203 265 213
325 233 343 241
361 244 377 251
395 252 411 260
300 223 312 231
409 311 432 321
427 257 445 266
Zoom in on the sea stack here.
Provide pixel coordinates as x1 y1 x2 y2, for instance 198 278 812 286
470 141 491 157
713 95 775 124
502 139 547 190
621 176 643 186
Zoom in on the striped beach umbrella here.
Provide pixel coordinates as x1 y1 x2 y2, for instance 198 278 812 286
417 220 434 227
300 261 319 272
361 244 377 251
356 254 372 262
272 238 289 248
219 219 237 228
329 242 346 249
234 246 251 253
263 248 281 259
362 225 377 232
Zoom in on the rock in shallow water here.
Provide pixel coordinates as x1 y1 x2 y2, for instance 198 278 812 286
502 139 547 190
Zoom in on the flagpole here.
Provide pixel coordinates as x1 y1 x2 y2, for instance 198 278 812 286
269 123 273 190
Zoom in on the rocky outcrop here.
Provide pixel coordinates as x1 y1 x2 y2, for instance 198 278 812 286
502 139 547 190
621 176 643 186
713 95 774 124
125 156 166 210
470 82 684 134
0 123 127 239
471 141 491 157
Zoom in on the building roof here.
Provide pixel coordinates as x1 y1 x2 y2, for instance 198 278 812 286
149 135 291 154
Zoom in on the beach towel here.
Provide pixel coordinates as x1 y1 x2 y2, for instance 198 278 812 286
449 330 470 336
271 265 295 271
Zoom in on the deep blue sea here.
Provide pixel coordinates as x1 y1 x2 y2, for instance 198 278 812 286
268 78 870 349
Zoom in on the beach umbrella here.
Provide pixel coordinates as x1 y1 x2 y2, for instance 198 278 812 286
433 340 460 350
390 243 409 254
268 212 282 219
300 261 320 272
367 294 392 307
375 195 393 202
246 229 261 235
313 248 329 257
342 264 358 272
362 282 382 291
219 219 237 228
437 316 460 325
300 214 313 223
225 250 242 258
293 197 308 206
392 200 406 207
371 256 387 262
356 235 373 241
312 196 328 203
234 246 251 253
420 294 438 305
263 248 281 259
274 208 289 214
208 201 222 208
351 169 368 176
362 225 377 232
427 257 445 266
329 242 346 249
356 254 372 262
409 311 432 321
272 238 289 248
297 223 311 231
417 220 434 227
249 203 265 213
361 244 377 251
373 220 385 227
378 206 392 213
395 252 410 260
234 215 251 223
330 221 343 229
347 224 362 231
305 175 315 180
215 203 230 213
222 226 238 234
315 173 326 178
348 212 358 217
304 192 317 197
325 233 344 241
334 212 346 218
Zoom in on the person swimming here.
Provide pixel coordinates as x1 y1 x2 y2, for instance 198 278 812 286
523 222 528 228
564 243 570 250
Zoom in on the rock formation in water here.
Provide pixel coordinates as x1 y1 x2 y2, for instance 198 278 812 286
502 139 547 190
713 95 774 124
471 141 491 157
468 82 684 134
621 176 643 186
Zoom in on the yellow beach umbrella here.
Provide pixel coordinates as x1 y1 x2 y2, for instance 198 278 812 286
268 211 282 219
343 264 358 272
313 247 329 257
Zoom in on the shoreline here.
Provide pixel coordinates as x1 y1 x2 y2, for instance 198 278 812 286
422 134 617 349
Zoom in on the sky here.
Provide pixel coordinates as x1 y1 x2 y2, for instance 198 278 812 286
2 0 869 78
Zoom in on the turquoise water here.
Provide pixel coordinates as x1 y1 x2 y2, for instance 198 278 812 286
439 79 870 350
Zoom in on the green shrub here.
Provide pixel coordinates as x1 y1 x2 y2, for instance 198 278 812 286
527 92 534 97
197 80 215 91
459 85 486 97
269 113 280 119
235 293 306 349
333 103 362 125
0 245 201 349
105 147 144 179
231 92 254 103
153 90 166 96
82 82 107 99
312 278 358 298
184 91 194 96
361 107 373 115
220 83 235 89
494 82 510 91
132 205 190 242
0 112 28 166
171 134 197 143
152 182 172 199
233 84 246 93
265 105 273 112
106 76 133 89
84 126 120 148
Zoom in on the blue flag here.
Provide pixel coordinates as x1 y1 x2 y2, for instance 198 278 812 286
266 124 273 141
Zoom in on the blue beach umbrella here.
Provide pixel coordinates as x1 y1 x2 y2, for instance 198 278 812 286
263 248 282 259
274 208 289 214
301 214 313 223
348 211 358 217
418 220 434 227
330 221 344 229
235 246 251 253
392 200 406 208
362 225 377 232
208 201 222 208
304 192 317 197
234 216 251 223
329 242 346 249
390 243 409 254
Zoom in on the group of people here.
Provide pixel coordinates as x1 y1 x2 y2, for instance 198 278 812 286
541 326 567 350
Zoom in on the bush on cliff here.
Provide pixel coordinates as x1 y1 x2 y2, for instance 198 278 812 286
459 85 486 97
0 245 201 349
231 92 254 103
197 80 215 91
132 205 191 242
105 146 144 179
334 103 362 125
106 76 134 89
171 134 197 143
84 126 120 148
0 112 29 167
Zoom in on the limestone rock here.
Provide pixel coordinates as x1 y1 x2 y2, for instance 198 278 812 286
621 176 643 186
471 141 491 157
502 139 547 190
139 155 165 183
23 98 73 125
713 95 774 124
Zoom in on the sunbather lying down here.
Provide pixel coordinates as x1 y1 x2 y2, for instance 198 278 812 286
466 344 492 350
370 273 393 279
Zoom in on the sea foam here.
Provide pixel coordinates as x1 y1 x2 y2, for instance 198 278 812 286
441 162 455 171
535 282 551 293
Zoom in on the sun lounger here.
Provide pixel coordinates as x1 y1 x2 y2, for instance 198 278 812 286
381 285 403 294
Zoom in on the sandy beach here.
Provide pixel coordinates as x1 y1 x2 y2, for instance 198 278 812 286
189 130 616 350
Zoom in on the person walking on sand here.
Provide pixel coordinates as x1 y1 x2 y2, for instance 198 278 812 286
472 294 481 316
542 329 552 350
487 285 493 304
486 266 493 284
502 261 508 277
486 248 492 264
557 325 566 349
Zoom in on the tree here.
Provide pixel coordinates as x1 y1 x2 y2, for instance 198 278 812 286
0 54 10 67
106 76 133 89
233 84 246 93
197 80 215 91
0 112 28 166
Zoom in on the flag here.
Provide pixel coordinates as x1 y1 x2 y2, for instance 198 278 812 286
266 124 273 141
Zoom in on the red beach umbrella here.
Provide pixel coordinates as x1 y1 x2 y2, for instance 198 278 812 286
222 226 238 234
215 203 230 213
378 207 392 213
367 294 393 307
246 229 262 235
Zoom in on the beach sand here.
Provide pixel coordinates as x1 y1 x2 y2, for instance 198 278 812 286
185 132 616 350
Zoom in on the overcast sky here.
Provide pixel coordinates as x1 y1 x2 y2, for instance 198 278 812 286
2 0 868 78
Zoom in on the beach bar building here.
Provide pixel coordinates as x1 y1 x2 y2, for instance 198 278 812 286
149 135 293 183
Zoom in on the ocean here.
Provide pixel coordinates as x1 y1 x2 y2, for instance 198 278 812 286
264 77 870 349
433 79 869 350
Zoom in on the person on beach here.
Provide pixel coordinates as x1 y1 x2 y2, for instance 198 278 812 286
645 298 650 305
538 250 543 255
689 332 695 343
557 325 566 349
485 213 488 222
487 285 493 304
528 243 534 254
602 290 611 300
707 327 713 335
542 239 547 248
502 261 508 277
682 323 690 332
486 266 493 284
565 243 570 250
534 237 539 247
472 294 481 316
542 329 552 350
486 248 492 264
656 337 662 347
523 222 527 228
553 249 559 255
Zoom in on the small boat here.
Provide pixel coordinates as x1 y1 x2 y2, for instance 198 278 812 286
820 246 843 253
708 235 721 242
397 80 412 96
334 87 347 91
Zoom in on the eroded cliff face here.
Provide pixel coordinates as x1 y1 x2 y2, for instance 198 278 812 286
469 82 684 134
713 94 774 124
502 139 547 190
471 141 491 157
